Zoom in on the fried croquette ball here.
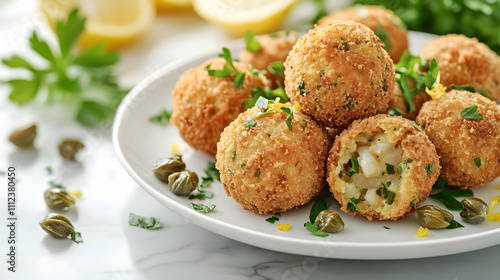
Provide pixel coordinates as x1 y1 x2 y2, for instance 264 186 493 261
416 90 500 188
319 5 408 63
327 114 440 221
284 20 395 127
240 31 298 88
420 34 500 102
171 58 269 156
387 82 431 120
216 105 330 215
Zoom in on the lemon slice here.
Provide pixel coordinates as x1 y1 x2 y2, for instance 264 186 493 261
155 0 192 13
193 0 298 37
39 0 155 50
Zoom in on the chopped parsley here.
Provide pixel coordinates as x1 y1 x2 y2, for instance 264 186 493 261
49 181 66 190
299 80 307 96
253 96 295 131
347 197 364 216
248 65 266 76
128 213 161 230
243 85 289 110
244 30 260 53
474 157 482 168
411 121 422 132
425 163 434 174
460 105 483 120
149 109 172 126
446 220 464 229
429 189 474 211
479 88 492 100
376 182 395 205
268 61 285 76
450 84 492 100
385 163 395 175
375 25 392 51
190 203 216 213
200 162 220 188
46 166 53 175
305 221 329 237
281 107 294 131
387 107 404 116
309 196 328 224
70 232 84 244
188 189 214 200
346 156 359 177
243 118 257 130
266 213 281 224
433 178 447 190
206 47 246 88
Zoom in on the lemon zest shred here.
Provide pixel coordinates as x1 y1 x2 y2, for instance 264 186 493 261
486 196 500 221
171 143 182 154
496 184 500 190
293 101 302 112
425 73 447 100
415 226 429 238
268 97 287 113
68 191 82 198
277 223 292 232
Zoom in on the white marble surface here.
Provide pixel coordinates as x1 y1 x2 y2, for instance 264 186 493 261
0 0 500 279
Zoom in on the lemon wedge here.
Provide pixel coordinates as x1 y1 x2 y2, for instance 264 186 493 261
155 0 192 13
38 0 155 50
193 0 298 37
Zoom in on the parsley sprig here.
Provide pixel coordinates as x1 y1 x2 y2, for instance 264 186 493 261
206 48 246 88
266 213 281 224
429 189 474 211
128 213 161 230
461 105 483 120
243 84 289 110
1 9 128 127
200 162 220 188
244 31 260 53
149 109 172 126
252 96 295 131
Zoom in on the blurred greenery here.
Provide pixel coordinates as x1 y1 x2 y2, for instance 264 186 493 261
352 0 500 53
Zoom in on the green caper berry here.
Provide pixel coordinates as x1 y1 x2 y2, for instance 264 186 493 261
460 197 488 224
315 210 344 233
416 205 454 229
153 155 186 183
9 124 36 148
58 138 84 160
168 170 198 196
39 213 75 238
44 187 75 210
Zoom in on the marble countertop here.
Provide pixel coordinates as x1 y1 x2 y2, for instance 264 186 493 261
1 0 500 279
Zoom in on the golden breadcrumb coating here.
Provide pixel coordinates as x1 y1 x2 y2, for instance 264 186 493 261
171 58 269 156
240 31 298 89
284 20 395 127
327 114 440 221
319 5 408 63
216 106 330 215
416 90 500 188
420 34 500 102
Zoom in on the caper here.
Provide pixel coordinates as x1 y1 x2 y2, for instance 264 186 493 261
416 205 454 229
39 213 75 238
9 124 37 148
58 138 84 160
168 170 198 196
44 187 75 210
460 197 489 224
152 155 186 183
315 210 344 233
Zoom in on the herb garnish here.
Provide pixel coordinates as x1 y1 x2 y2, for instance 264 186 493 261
46 166 53 175
309 196 328 224
299 81 307 96
450 84 492 100
429 189 474 211
1 9 128 127
248 65 266 76
70 232 84 244
266 213 281 224
387 107 403 116
188 189 214 200
253 96 295 131
268 61 285 76
49 181 66 190
411 121 422 132
243 85 289 110
425 163 434 174
243 118 257 130
375 25 392 51
385 163 395 175
128 213 161 230
346 156 359 177
474 157 482 168
244 31 260 53
347 197 364 216
200 162 221 188
310 0 329 25
376 182 395 205
433 178 447 190
149 109 172 126
305 221 329 237
190 203 216 213
446 220 464 229
206 47 246 88
461 105 483 120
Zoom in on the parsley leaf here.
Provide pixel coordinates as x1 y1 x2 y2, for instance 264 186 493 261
451 84 477 92
474 157 482 168
244 31 260 53
268 61 285 76
376 182 396 205
385 163 395 175
461 105 483 120
375 25 392 51
433 178 447 190
190 203 216 213
346 197 364 216
248 64 266 76
309 196 328 224
446 220 464 229
425 163 434 174
243 118 257 130
206 47 247 88
346 156 359 177
281 107 294 131
243 85 289 110
429 189 474 211
411 121 422 132
479 88 492 100
149 109 172 126
128 213 161 230
266 213 281 224
305 221 329 237
232 71 246 88
299 80 307 96
49 181 66 190
70 232 84 244
188 189 214 200
200 162 220 188
387 107 403 116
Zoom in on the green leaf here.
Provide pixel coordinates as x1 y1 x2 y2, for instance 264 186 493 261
6 79 40 105
411 121 422 132
375 25 392 52
446 220 464 229
149 109 172 125
128 213 161 230
385 163 395 175
309 196 328 224
2 55 36 71
29 32 55 62
243 117 257 130
398 74 416 113
425 163 434 174
266 213 281 224
248 64 266 76
474 157 482 168
461 105 483 120
232 71 246 88
200 162 220 188
451 84 477 92
73 43 120 67
376 182 396 205
346 197 364 216
244 31 260 53
281 107 294 131
299 80 307 96
429 189 474 211
423 59 439 89
219 47 235 70
188 189 214 200
387 107 403 116
76 101 112 127
243 85 289 110
305 221 329 237
268 61 285 76
346 156 359 177
255 96 271 110
205 64 234 78
49 181 66 190
57 74 80 93
478 88 492 101
190 203 216 213
70 232 84 244
433 178 447 190
57 9 86 58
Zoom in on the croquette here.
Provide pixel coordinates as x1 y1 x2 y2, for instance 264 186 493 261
416 90 500 188
420 34 500 102
216 104 330 215
170 58 269 156
319 5 408 63
284 20 395 127
327 114 440 221
387 82 430 120
240 31 298 88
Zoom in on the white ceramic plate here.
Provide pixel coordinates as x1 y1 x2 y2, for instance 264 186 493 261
113 32 500 260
